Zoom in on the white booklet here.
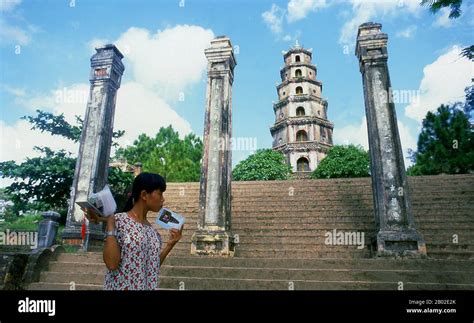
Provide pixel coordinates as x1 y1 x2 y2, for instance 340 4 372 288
155 208 185 230
76 185 117 218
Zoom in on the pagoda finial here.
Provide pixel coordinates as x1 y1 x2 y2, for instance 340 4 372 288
295 39 300 48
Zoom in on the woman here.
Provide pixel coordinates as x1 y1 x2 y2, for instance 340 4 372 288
83 172 183 290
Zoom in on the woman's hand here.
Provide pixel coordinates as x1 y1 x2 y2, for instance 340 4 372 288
81 207 107 224
160 225 184 266
167 224 184 247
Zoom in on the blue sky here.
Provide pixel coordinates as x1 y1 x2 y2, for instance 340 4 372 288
0 0 473 186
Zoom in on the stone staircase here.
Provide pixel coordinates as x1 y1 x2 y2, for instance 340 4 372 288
27 174 474 290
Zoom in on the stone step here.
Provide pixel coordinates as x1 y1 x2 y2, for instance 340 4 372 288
154 217 474 226
164 190 474 197
158 206 474 214
49 255 474 268
159 266 474 284
165 195 474 203
166 187 474 193
163 178 473 188
232 250 372 258
206 224 473 230
152 212 474 221
157 220 473 229
425 251 474 260
26 282 173 290
36 266 474 287
48 260 474 284
40 272 104 285
157 276 474 290
48 257 474 271
27 282 103 290
57 253 104 263
162 256 474 270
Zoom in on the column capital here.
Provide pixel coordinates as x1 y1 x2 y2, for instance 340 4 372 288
355 22 388 67
90 44 125 89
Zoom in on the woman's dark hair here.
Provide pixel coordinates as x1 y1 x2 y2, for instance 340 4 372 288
122 172 166 212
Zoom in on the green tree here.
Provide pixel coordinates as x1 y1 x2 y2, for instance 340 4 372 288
22 109 124 147
0 110 130 217
232 149 292 181
114 125 203 182
407 102 474 175
310 145 370 179
107 167 134 212
421 0 473 60
0 147 75 217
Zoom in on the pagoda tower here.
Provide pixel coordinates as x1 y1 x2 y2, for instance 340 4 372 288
270 41 334 177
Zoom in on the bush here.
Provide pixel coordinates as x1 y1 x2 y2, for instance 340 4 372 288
232 149 292 181
311 145 370 179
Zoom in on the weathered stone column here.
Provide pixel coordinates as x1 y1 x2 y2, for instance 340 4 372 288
191 36 236 256
355 23 426 257
62 44 124 248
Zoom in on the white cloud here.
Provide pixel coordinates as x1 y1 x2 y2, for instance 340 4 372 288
262 4 285 34
334 117 369 149
0 19 30 45
1 84 25 97
396 25 417 38
0 1 40 46
287 0 327 23
88 38 110 54
433 7 453 28
339 0 421 46
113 25 213 95
3 81 193 163
113 82 192 149
405 45 472 123
262 1 327 36
0 0 21 12
2 24 213 171
334 117 417 166
0 119 80 164
282 30 302 43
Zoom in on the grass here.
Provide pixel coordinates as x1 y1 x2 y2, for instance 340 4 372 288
0 214 43 232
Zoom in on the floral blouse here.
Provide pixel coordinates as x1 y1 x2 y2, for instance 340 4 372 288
104 212 162 290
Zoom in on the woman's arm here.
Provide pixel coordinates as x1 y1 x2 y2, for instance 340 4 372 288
82 208 121 271
159 226 183 267
103 216 121 271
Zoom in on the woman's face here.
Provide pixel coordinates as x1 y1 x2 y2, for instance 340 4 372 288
146 189 165 212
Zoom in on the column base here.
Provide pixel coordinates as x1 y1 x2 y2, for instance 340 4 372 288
191 230 235 256
374 229 427 258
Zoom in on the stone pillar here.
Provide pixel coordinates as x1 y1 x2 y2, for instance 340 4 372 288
191 36 236 256
355 23 426 257
62 44 124 248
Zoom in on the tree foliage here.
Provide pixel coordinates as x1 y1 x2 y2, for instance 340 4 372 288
232 149 292 181
407 101 474 176
0 147 75 217
114 126 203 182
310 145 370 179
22 109 125 147
0 110 130 217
